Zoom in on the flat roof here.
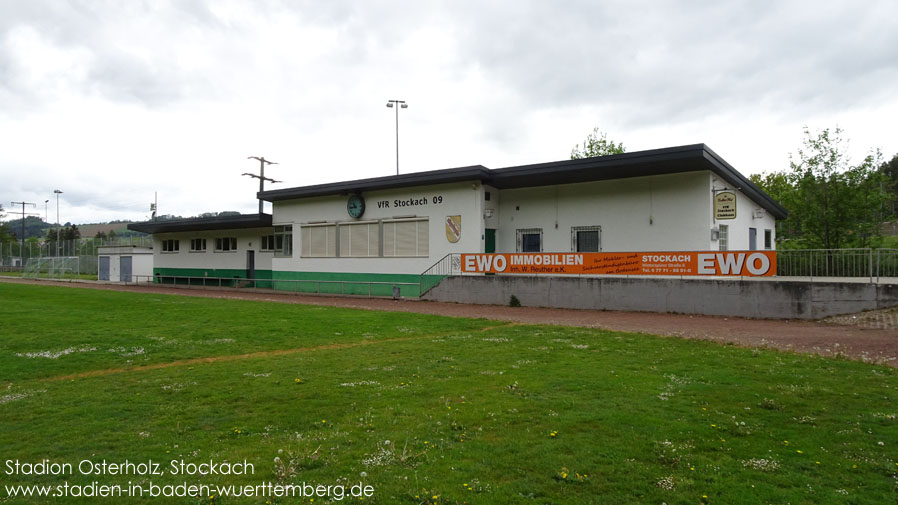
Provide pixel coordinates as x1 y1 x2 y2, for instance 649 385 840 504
127 214 272 234
259 144 787 219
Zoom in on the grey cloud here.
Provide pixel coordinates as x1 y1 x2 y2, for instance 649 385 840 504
440 0 898 128
0 0 227 111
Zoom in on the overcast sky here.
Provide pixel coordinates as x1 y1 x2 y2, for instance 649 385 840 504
1 0 897 224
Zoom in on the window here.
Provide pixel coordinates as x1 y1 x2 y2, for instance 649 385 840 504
215 237 237 252
571 226 601 252
261 235 275 251
383 218 429 257
718 225 728 251
161 239 179 253
190 238 206 252
274 225 293 257
516 228 542 252
764 229 772 250
339 221 380 257
300 224 336 257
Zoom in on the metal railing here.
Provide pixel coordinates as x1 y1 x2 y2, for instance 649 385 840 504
776 248 898 280
127 275 420 298
419 253 462 295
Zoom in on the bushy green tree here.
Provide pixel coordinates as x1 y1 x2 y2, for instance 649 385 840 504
0 205 12 242
570 127 626 159
751 127 889 249
878 153 898 216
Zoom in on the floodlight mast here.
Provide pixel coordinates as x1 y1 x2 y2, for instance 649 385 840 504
244 157 281 214
54 190 62 257
386 100 408 175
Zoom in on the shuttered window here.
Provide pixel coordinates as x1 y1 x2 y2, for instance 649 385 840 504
339 222 380 257
383 219 428 257
300 224 337 257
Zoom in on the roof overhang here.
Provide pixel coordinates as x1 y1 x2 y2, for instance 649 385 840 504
257 144 787 219
260 165 491 201
127 214 273 234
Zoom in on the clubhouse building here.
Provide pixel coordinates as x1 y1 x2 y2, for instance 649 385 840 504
128 144 785 294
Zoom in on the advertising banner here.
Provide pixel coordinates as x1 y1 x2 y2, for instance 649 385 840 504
460 251 776 276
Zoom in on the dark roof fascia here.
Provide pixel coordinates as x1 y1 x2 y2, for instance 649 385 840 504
260 165 491 202
488 144 708 189
257 144 787 219
480 144 787 219
699 146 788 219
127 214 273 234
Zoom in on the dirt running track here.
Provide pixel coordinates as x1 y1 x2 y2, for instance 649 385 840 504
3 277 897 367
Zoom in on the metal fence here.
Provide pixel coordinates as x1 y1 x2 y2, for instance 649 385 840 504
0 236 151 273
776 248 898 280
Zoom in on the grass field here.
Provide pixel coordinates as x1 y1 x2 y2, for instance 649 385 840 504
1 282 897 504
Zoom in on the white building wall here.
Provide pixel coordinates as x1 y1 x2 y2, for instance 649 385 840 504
97 246 154 282
710 174 777 251
272 182 483 274
265 170 780 277
153 227 274 273
495 172 712 253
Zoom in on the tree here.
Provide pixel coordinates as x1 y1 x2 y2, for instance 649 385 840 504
751 127 888 249
878 153 898 216
0 204 11 242
570 127 626 159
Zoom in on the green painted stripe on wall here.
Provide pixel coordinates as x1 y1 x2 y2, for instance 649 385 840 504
150 267 433 297
271 270 422 297
152 268 273 287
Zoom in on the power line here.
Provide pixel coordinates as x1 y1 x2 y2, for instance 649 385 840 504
10 201 38 266
243 156 281 215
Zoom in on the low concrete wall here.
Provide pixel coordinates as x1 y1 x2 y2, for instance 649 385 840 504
423 276 898 319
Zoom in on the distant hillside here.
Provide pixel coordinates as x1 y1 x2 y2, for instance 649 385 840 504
79 222 136 237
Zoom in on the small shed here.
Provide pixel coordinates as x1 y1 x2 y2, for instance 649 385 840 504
98 245 153 282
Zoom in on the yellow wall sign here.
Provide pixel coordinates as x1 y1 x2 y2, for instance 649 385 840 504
714 191 736 220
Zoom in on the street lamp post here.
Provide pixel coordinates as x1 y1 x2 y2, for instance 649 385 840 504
54 190 62 257
386 100 408 175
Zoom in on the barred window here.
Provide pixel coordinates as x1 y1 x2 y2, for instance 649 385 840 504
300 224 336 257
516 228 542 253
339 221 380 257
215 237 237 252
274 225 293 257
383 218 428 257
571 226 601 252
718 225 728 251
190 238 206 252
161 239 179 253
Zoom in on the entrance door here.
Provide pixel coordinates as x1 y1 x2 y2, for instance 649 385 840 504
749 228 757 250
120 256 132 282
247 250 255 280
485 229 496 253
99 256 110 281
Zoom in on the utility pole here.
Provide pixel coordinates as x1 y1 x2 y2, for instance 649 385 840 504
10 201 38 268
243 157 281 214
